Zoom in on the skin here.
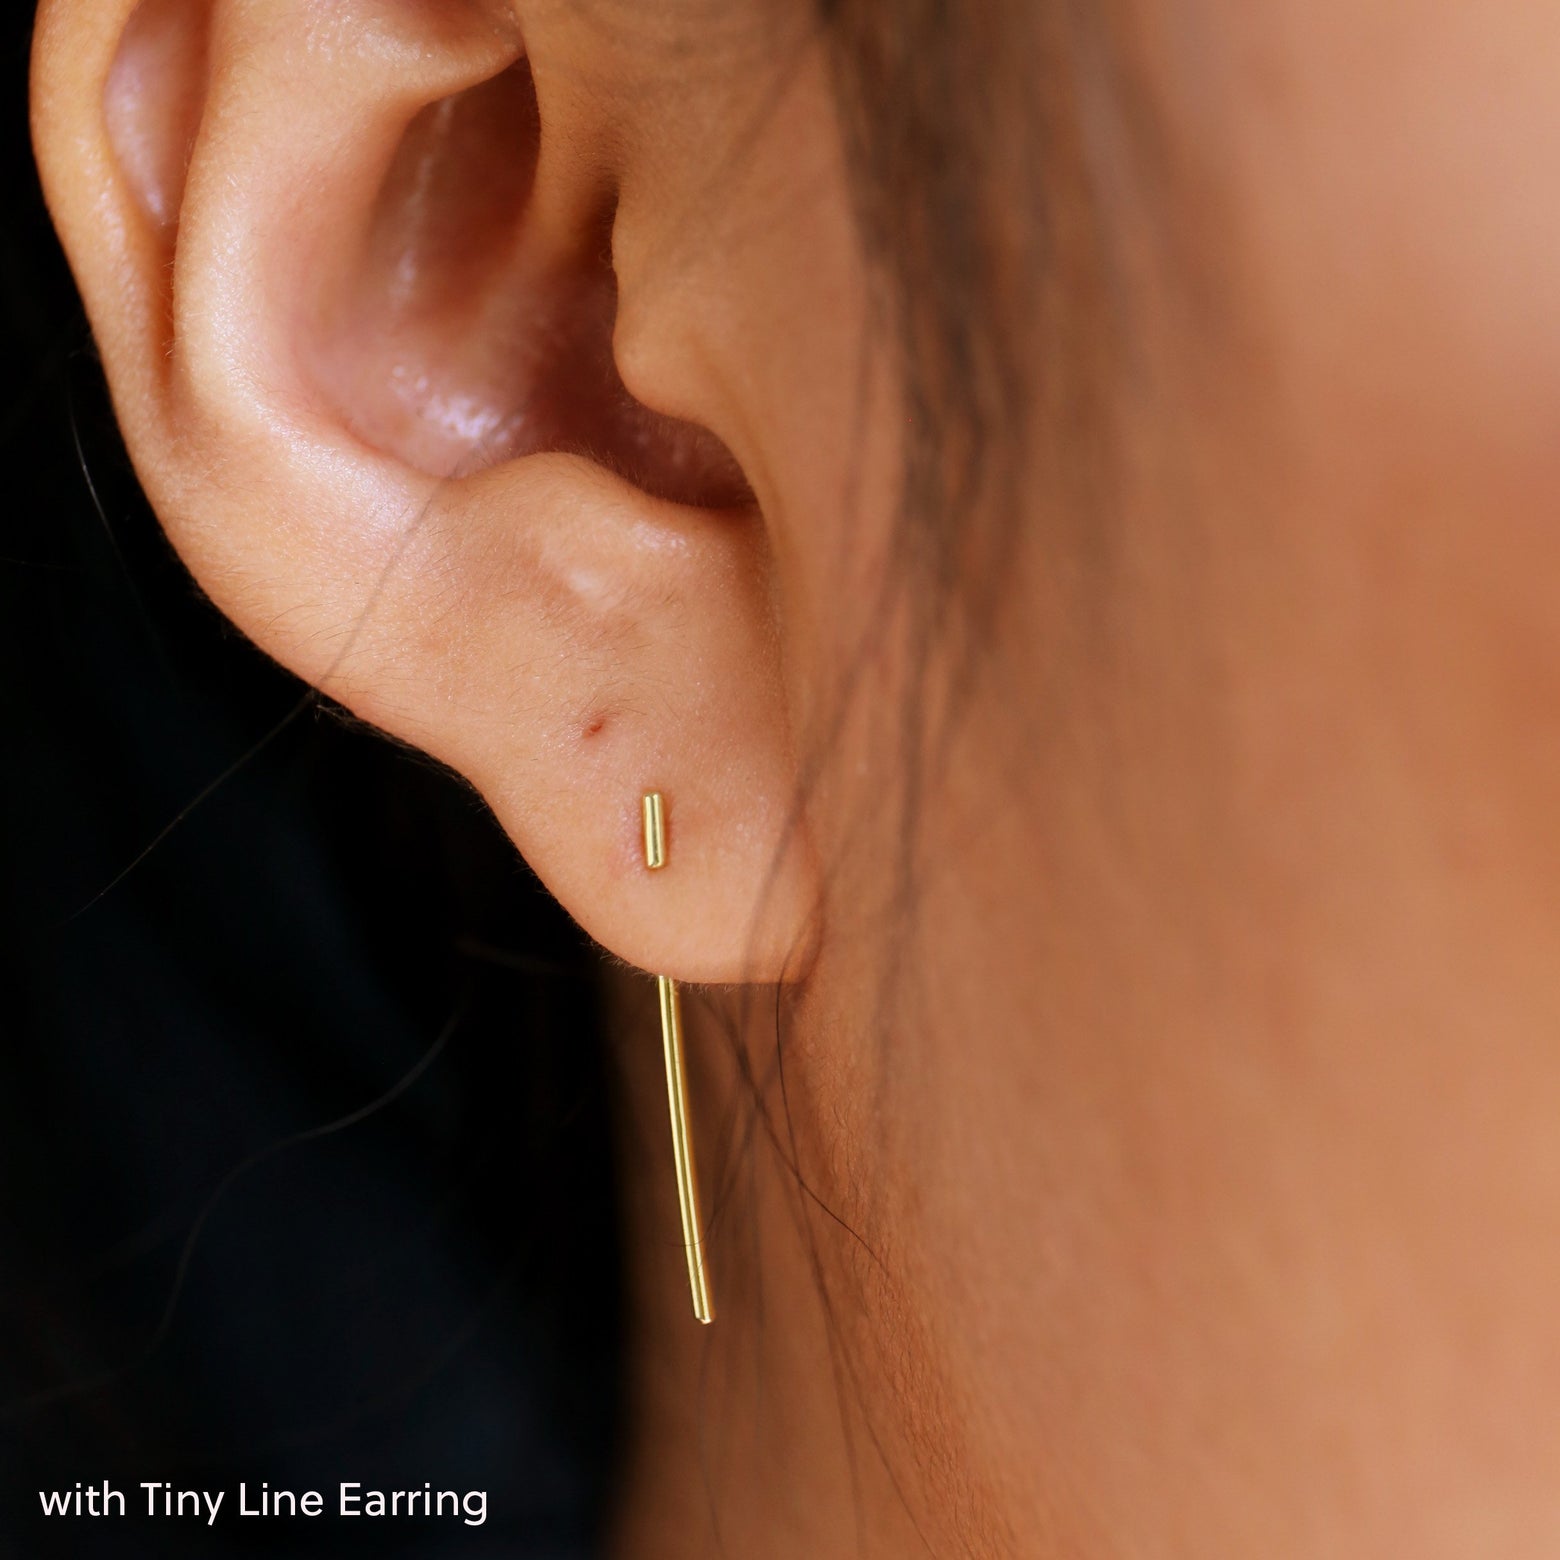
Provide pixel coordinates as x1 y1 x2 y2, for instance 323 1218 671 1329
30 0 1560 1555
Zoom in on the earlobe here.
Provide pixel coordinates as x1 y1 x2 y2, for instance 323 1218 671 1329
30 0 818 983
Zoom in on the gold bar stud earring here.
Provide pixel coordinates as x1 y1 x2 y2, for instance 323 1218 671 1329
642 791 716 1324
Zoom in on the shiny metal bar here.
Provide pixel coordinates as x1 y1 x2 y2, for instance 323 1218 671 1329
643 791 667 871
657 973 715 1324
641 790 714 1322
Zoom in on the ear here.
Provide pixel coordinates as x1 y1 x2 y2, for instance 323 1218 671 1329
31 0 817 983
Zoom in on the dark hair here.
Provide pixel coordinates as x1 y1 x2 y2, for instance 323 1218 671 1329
818 0 1113 853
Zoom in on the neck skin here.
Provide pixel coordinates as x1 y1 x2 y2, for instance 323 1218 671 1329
605 971 966 1560
605 440 1560 1559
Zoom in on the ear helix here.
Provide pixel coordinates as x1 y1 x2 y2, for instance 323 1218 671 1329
642 791 715 1325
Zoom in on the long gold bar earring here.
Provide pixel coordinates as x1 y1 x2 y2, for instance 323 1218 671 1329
642 791 716 1324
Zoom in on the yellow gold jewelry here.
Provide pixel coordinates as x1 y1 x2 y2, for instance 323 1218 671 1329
642 791 715 1324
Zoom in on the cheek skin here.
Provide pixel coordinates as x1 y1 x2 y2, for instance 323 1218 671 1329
1184 0 1560 497
1260 1 1560 444
950 2 1560 1551
1168 0 1560 911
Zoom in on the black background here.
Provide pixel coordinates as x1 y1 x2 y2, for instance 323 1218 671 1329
0 10 622 1557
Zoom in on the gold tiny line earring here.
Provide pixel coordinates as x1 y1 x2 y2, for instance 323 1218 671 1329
642 791 716 1324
